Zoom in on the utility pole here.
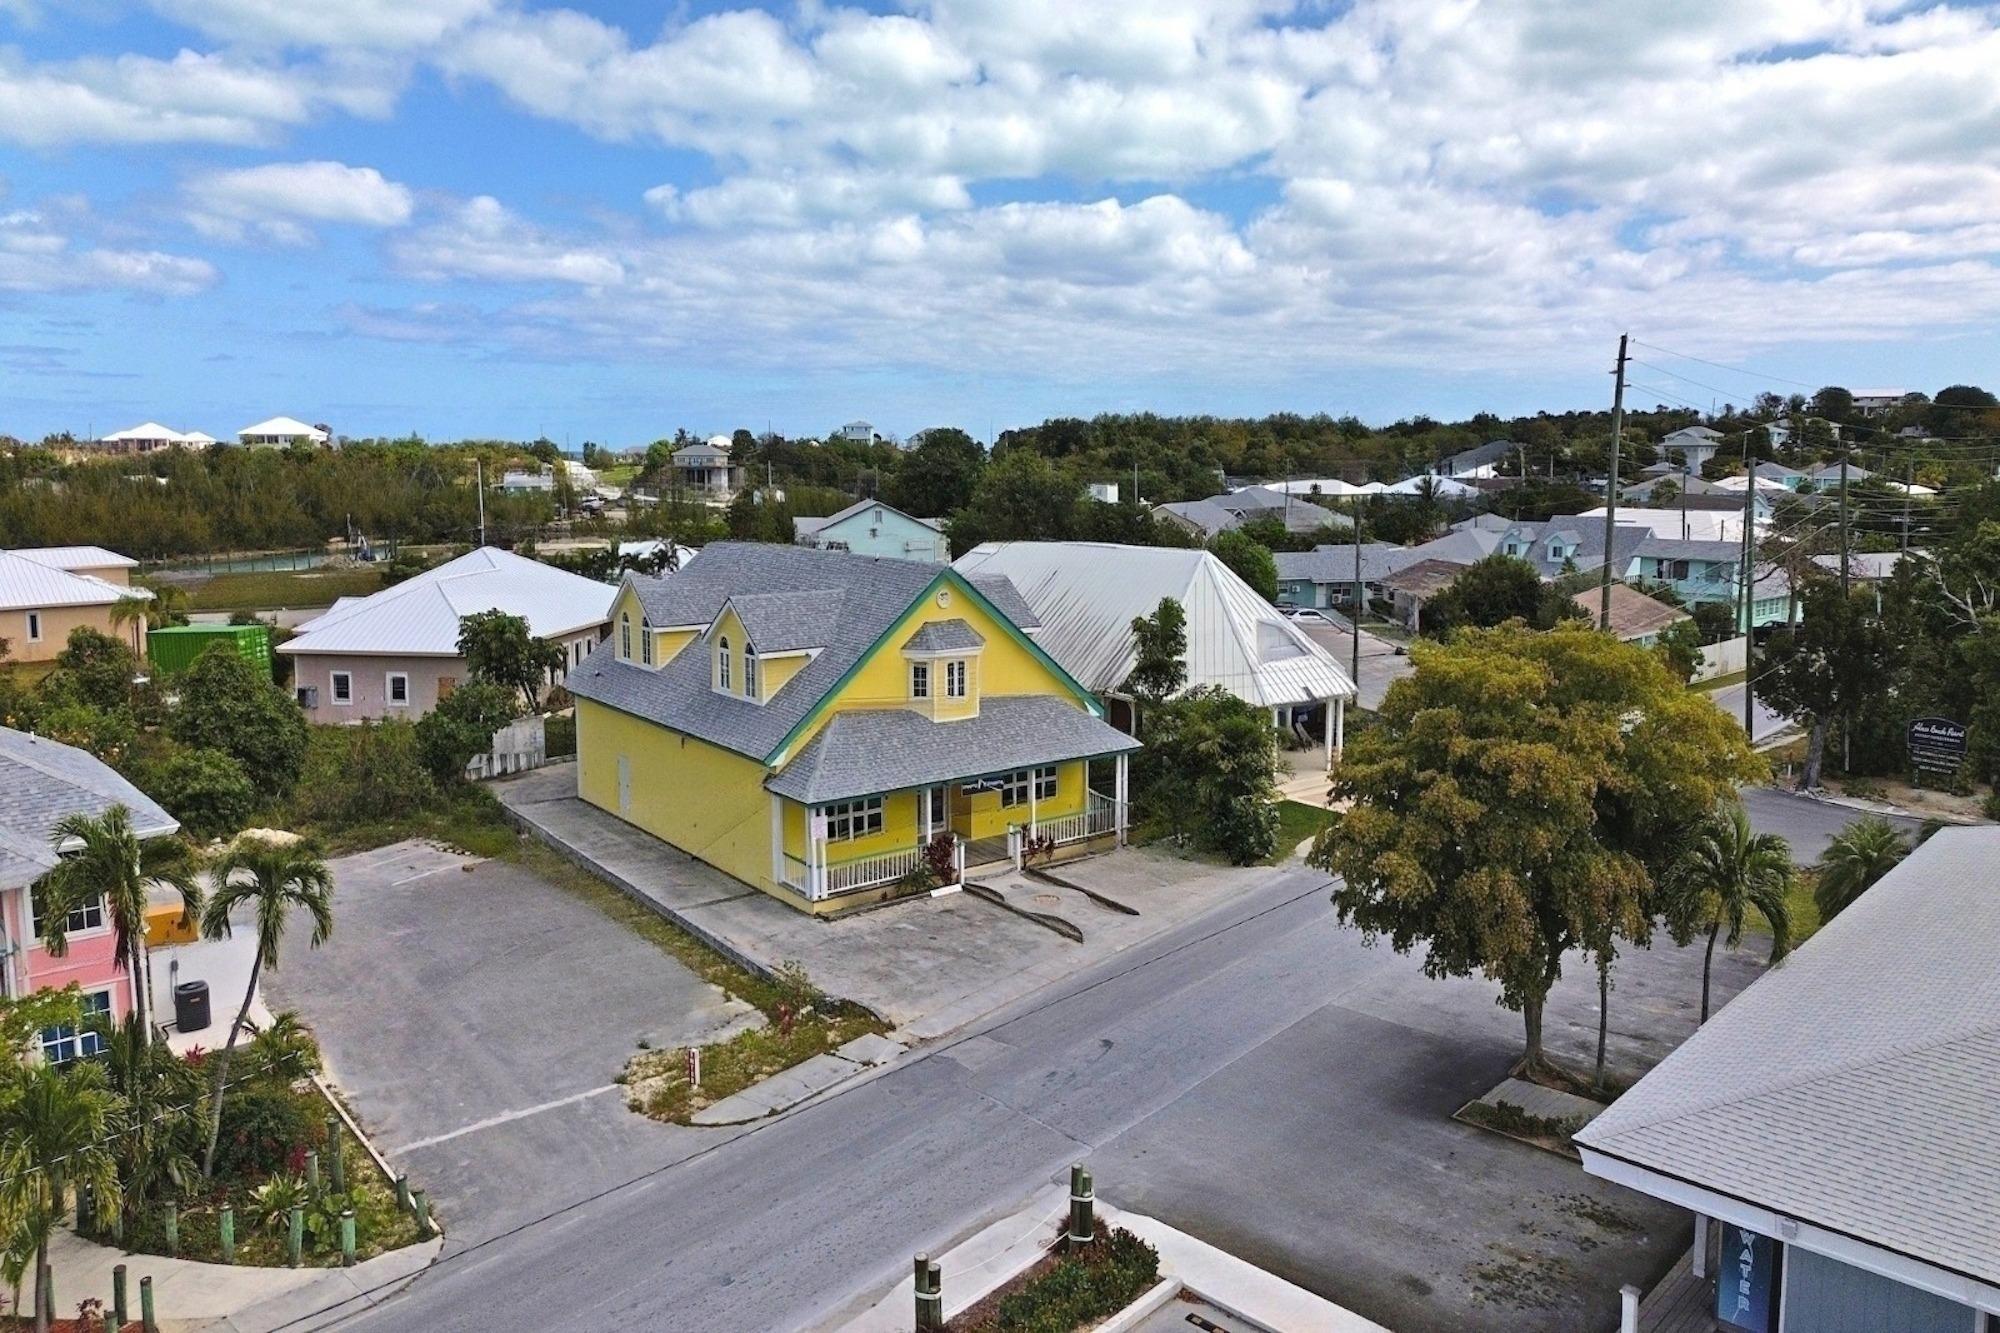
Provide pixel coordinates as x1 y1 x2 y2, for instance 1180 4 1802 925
1838 435 1851 600
1599 333 1629 631
476 458 486 547
1351 504 1363 699
1903 458 1914 553
1740 433 1756 739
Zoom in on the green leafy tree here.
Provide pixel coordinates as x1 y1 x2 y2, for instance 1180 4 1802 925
1664 803 1793 1022
1813 816 1911 925
0 1060 123 1333
1420 555 1582 637
1758 579 1894 789
1208 530 1278 601
1310 623 1762 1070
1134 686 1279 863
1690 600 1737 645
414 680 521 783
198 835 334 1177
36 805 203 1041
145 746 256 841
168 643 309 793
292 723 438 827
1124 598 1188 704
47 627 139 713
945 450 1082 555
887 427 985 518
457 609 566 710
1651 616 1704 683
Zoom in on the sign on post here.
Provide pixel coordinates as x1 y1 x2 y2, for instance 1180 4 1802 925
1715 1223 1782 1333
1907 716 1968 774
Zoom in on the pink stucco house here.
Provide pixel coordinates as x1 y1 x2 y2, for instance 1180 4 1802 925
278 546 616 723
0 727 181 1059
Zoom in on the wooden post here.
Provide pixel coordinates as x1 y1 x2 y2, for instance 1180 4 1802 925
327 1117 345 1192
140 1276 157 1333
112 1264 128 1328
163 1202 178 1256
395 1174 411 1212
1067 1164 1095 1252
305 1149 320 1194
287 1204 304 1266
913 1253 942 1331
220 1205 236 1265
411 1187 431 1236
341 1209 356 1267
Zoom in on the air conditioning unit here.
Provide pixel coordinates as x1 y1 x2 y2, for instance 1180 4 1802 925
296 686 319 708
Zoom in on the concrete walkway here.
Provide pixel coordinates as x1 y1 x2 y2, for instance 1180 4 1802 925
492 765 1267 1042
690 1033 905 1125
46 1225 441 1333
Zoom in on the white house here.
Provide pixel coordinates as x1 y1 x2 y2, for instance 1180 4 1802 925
954 541 1357 765
1659 425 1724 471
1850 388 1907 415
99 423 185 454
837 421 876 445
239 416 330 448
1085 481 1120 504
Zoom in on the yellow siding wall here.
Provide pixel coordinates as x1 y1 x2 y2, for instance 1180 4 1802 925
654 627 698 666
761 652 810 699
933 654 980 722
576 699 780 895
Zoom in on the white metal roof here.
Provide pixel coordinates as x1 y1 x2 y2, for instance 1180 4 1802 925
180 431 218 445
0 550 146 611
239 416 327 441
1578 826 2000 1290
10 546 138 571
279 546 616 657
102 422 185 442
952 541 1355 708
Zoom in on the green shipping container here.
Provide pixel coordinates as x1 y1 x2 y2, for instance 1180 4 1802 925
146 624 273 677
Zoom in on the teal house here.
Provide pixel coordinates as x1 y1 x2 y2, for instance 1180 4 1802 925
794 499 949 563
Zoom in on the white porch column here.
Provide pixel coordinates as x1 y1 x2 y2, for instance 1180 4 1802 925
921 786 933 843
1028 781 1038 837
1115 752 1129 847
1333 696 1346 765
769 794 783 886
1618 1284 1640 1333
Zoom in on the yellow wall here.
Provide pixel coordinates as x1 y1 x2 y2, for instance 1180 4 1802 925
576 699 789 900
654 627 697 666
760 652 810 698
0 603 141 663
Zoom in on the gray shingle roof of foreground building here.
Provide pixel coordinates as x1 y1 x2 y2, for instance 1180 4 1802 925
568 543 1041 764
766 696 1138 804
1576 825 2000 1289
902 619 984 654
0 727 179 891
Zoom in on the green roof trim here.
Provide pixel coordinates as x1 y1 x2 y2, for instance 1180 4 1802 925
762 567 1102 768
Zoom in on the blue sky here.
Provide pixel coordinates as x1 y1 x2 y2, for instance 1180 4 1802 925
4 1 1998 445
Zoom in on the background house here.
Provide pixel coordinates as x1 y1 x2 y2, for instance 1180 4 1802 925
1381 558 1469 632
953 541 1358 762
793 499 948 563
1659 425 1724 471
279 546 614 721
1578 826 2000 1333
670 437 743 498
238 416 330 448
0 727 180 1049
1428 440 1513 478
0 546 147 662
1571 584 1689 647
98 423 185 454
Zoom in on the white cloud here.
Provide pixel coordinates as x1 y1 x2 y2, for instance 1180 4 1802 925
146 0 496 50
186 160 414 244
0 205 217 296
391 196 624 286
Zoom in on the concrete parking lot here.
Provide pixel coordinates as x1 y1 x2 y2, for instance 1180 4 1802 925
265 840 760 1242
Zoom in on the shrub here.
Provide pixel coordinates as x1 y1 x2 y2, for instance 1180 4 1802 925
413 680 518 782
544 713 576 758
292 721 437 827
982 1227 1160 1333
1985 788 2000 822
146 745 256 840
214 1086 326 1181
170 643 309 793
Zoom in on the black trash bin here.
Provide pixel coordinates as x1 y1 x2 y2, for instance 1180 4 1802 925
174 980 211 1033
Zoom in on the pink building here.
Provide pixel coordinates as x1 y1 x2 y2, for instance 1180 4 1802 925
0 727 181 1059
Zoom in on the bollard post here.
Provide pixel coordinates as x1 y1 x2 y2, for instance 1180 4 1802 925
1619 1283 1641 1333
163 1202 179 1256
341 1209 357 1267
111 1201 124 1247
1066 1164 1095 1252
913 1252 942 1331
140 1275 157 1333
103 1304 116 1333
327 1116 345 1191
287 1204 304 1267
411 1187 431 1236
113 1263 128 1327
305 1149 320 1194
219 1204 236 1264
395 1174 411 1212
41 1262 54 1326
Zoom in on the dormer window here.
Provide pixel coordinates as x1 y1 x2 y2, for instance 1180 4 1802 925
743 651 758 699
620 612 632 660
946 660 968 698
718 636 732 691
911 661 930 699
641 622 654 666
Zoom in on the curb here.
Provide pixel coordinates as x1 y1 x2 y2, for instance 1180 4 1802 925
1093 1276 1183 1333
1022 865 1141 916
964 881 1084 941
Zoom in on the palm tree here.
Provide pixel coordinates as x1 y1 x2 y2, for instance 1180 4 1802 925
1814 816 1911 925
1667 804 1795 1022
0 1061 122 1333
198 835 333 1177
36 806 204 1041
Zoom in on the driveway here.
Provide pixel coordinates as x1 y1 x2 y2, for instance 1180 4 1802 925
264 840 759 1242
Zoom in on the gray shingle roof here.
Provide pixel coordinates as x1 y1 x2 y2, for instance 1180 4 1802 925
727 590 846 653
765 696 1138 804
902 619 984 654
1577 826 2000 1288
966 576 1040 630
569 543 1041 763
1275 543 1417 585
0 728 179 891
1154 498 1237 538
1633 536 1743 562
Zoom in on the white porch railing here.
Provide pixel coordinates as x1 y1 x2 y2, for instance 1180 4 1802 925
785 836 965 901
1028 790 1123 849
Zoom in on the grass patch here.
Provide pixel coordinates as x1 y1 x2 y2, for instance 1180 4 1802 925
1455 1099 1590 1160
595 463 640 487
0 659 59 688
1264 798 1331 864
160 566 386 612
1751 867 1822 945
949 1222 1161 1332
294 785 519 859
1693 669 1746 693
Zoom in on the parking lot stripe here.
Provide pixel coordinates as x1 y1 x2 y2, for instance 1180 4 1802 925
388 1085 623 1154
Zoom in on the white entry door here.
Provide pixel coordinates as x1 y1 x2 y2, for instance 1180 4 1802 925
617 755 632 815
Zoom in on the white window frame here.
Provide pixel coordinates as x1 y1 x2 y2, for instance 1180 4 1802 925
999 770 1030 808
718 636 732 691
641 624 654 667
825 796 885 842
40 989 111 1064
743 651 758 699
26 611 41 643
30 885 106 940
330 670 353 706
910 661 930 699
620 612 632 660
385 671 410 707
1034 765 1058 801
946 659 968 698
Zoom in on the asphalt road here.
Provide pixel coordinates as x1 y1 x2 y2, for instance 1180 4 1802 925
325 865 1756 1333
1739 785 1924 863
1704 680 1791 745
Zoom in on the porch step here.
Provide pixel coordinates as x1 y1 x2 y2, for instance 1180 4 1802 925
965 873 1125 943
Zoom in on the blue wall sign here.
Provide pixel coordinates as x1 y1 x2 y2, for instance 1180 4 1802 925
1716 1223 1782 1333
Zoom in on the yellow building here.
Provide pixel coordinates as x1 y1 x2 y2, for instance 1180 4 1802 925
0 546 149 664
567 543 1138 914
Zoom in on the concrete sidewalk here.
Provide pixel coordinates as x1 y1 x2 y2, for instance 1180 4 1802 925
46 1225 441 1333
492 765 1268 1041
